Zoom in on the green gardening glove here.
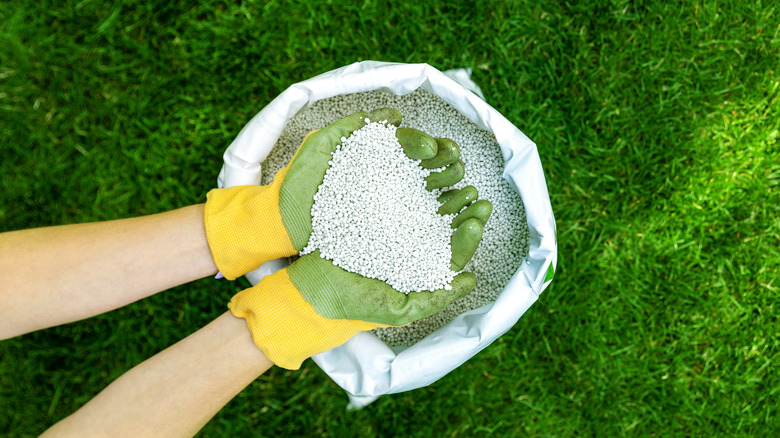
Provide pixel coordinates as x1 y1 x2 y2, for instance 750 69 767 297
284 109 493 325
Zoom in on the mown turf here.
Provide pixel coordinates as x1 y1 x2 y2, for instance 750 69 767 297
1 0 778 436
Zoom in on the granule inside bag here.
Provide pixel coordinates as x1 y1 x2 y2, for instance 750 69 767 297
262 89 530 346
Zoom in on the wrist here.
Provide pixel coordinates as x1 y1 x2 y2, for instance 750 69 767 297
204 184 297 280
228 268 378 370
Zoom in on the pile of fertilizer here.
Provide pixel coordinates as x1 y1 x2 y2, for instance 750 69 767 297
261 89 530 346
301 119 456 293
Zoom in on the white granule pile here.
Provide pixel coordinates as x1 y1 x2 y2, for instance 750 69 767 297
301 119 456 293
262 89 530 347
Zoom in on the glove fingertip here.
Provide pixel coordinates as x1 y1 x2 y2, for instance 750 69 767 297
369 108 402 126
450 218 483 271
450 271 477 299
396 127 438 160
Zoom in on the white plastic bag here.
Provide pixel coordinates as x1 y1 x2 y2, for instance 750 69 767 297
217 61 557 409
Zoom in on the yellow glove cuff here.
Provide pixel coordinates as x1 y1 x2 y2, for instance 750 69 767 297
228 268 385 370
204 167 296 280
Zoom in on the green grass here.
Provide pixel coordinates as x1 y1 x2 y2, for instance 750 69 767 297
1 0 778 436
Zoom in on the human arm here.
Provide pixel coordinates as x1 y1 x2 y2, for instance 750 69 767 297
40 311 272 438
0 204 218 340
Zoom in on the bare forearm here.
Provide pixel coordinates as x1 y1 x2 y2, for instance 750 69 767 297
0 205 217 339
42 312 273 438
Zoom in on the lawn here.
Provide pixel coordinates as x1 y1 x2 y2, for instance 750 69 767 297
1 0 778 436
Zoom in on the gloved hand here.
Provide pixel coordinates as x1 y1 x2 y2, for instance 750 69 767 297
225 112 493 369
203 108 465 280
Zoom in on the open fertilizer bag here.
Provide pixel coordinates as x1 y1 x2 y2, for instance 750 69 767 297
217 61 557 409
